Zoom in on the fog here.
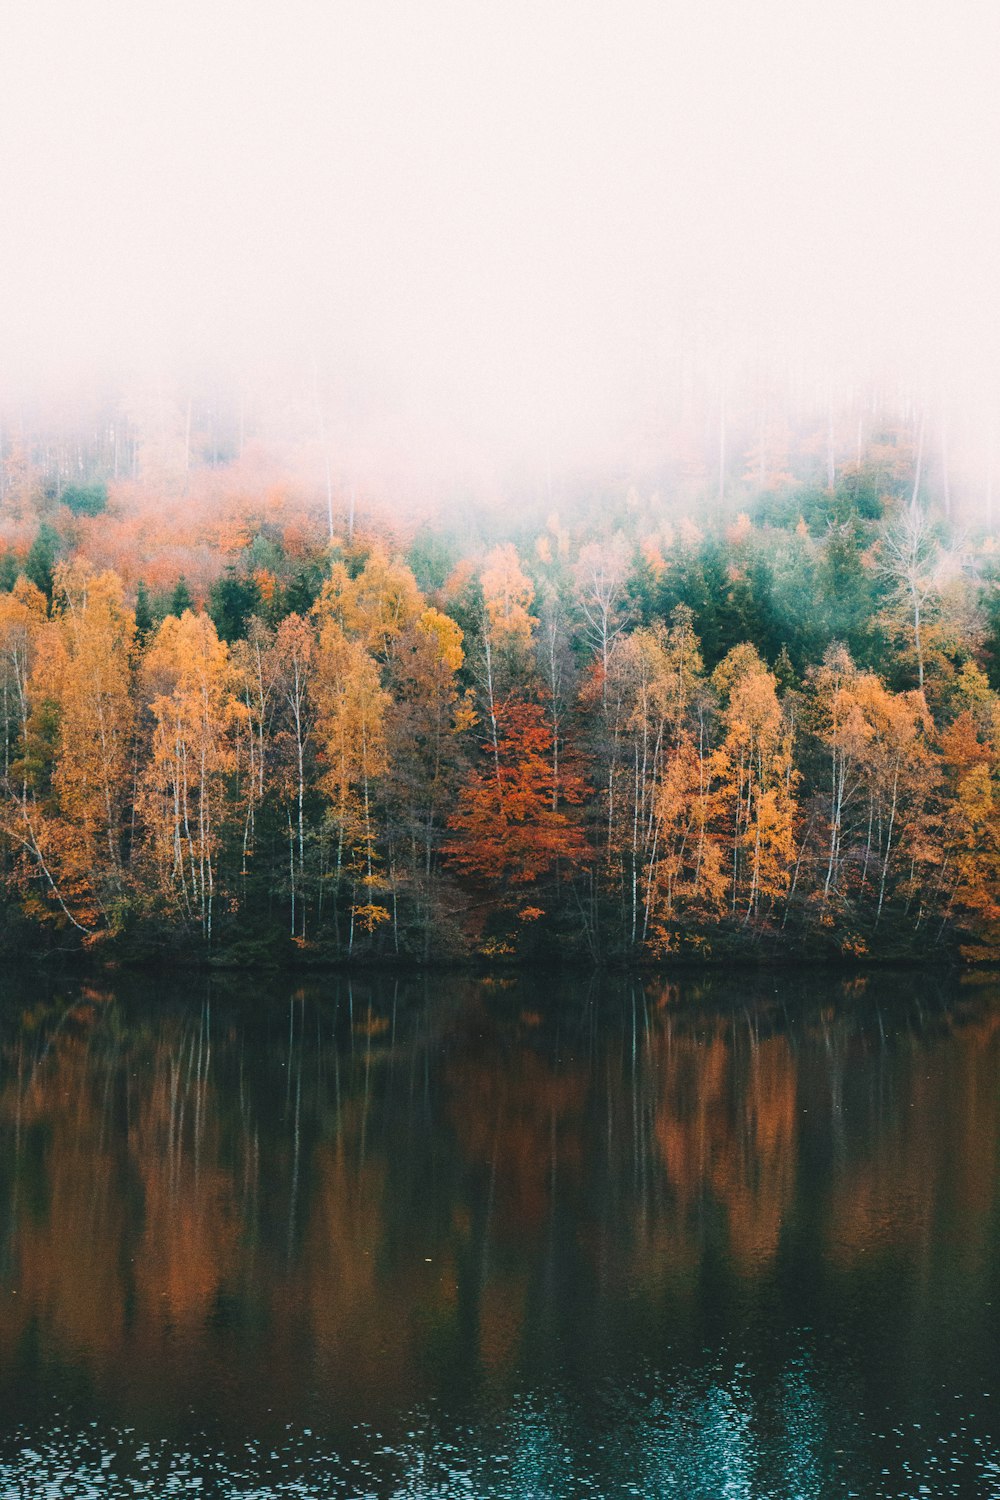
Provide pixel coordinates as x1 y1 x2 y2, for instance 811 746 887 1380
2 0 998 499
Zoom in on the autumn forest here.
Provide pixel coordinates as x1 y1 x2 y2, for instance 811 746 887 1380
2 394 1000 968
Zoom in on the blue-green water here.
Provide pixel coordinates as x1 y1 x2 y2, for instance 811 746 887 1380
0 968 998 1497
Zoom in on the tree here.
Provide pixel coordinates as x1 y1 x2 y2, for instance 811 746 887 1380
0 578 46 782
939 711 1000 956
312 611 390 949
0 566 135 935
61 483 107 517
648 732 728 940
810 648 940 930
209 567 261 642
878 502 950 689
443 700 588 895
536 581 575 813
391 609 471 862
481 543 537 654
574 537 630 703
317 546 423 666
851 676 939 926
587 608 707 947
272 613 317 936
134 579 154 641
139 610 237 941
810 645 871 905
47 564 136 893
230 616 279 873
25 523 59 602
712 644 797 922
474 544 539 790
170 576 193 616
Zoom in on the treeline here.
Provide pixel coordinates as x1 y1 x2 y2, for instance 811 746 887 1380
3 469 1000 966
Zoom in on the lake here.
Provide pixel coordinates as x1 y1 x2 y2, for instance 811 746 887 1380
0 966 998 1498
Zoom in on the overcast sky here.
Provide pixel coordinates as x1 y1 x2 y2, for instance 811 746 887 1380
2 0 998 472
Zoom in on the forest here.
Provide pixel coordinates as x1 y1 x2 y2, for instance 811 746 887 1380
2 400 1000 969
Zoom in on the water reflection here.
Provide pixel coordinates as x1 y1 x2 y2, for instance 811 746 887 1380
0 969 998 1496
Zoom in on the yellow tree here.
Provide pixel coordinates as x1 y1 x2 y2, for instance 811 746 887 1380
481 543 537 653
0 577 47 783
317 546 423 667
314 550 444 946
272 612 317 936
139 610 238 941
712 644 797 922
597 608 708 947
809 645 873 905
50 564 136 871
810 649 942 935
389 605 473 876
610 623 679 940
2 565 135 936
478 543 538 769
230 617 280 872
231 614 321 935
648 736 728 942
0 578 90 928
937 711 1000 955
851 676 939 926
312 606 390 951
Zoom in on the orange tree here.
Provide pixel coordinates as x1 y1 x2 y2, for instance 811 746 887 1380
442 700 589 942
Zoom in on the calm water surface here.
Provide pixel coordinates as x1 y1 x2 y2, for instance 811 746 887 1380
0 967 998 1498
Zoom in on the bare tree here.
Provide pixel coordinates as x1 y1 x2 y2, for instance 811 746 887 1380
574 538 630 705
878 502 955 690
536 584 574 810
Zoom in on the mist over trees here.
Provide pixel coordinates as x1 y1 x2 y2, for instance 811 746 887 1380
1 364 996 533
2 392 1000 967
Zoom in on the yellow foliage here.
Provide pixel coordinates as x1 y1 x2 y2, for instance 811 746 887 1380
481 544 536 649
351 902 390 932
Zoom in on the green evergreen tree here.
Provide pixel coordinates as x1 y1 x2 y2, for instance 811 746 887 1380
61 483 107 517
208 568 261 642
25 523 59 603
134 579 154 641
281 562 325 619
170 576 193 616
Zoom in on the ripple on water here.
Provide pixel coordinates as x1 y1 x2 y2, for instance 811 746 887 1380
1 1382 998 1500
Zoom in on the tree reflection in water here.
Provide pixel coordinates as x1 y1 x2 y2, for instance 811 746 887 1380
0 968 997 1497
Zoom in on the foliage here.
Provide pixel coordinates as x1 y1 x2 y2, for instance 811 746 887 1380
25 524 61 601
61 483 108 517
442 700 588 888
0 460 999 965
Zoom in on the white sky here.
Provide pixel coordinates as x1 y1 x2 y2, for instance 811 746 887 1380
1 0 998 470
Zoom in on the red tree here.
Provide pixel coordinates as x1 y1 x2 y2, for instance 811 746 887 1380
443 701 589 886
